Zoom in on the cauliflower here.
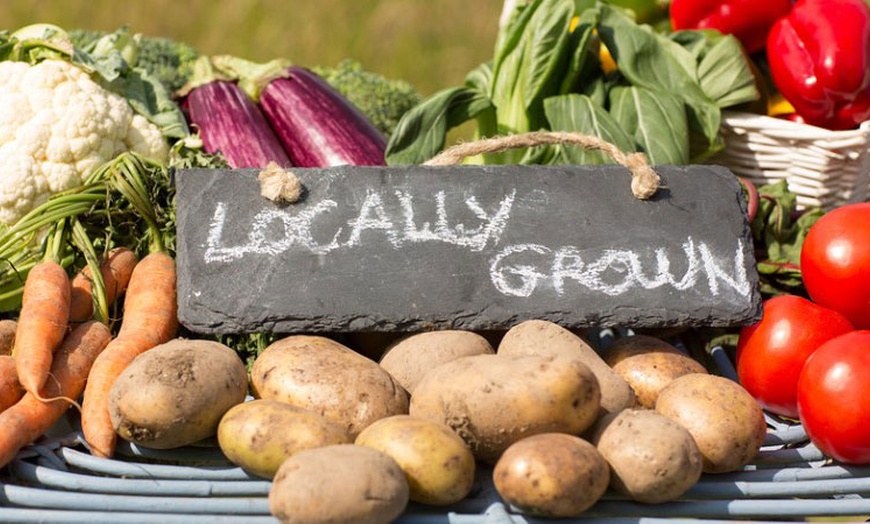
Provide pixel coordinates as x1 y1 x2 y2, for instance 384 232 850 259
0 59 169 225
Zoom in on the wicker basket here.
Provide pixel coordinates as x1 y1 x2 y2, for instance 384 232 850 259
712 111 870 210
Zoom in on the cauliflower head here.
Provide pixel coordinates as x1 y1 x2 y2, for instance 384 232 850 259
0 59 169 225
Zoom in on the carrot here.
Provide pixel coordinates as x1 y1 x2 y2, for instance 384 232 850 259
116 251 178 344
13 260 71 396
81 251 178 458
0 320 16 356
0 320 111 468
69 247 138 324
0 355 23 413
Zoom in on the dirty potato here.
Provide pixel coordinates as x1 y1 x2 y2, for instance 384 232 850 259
109 339 248 449
604 334 708 408
655 373 767 473
410 353 600 464
269 444 409 524
591 408 703 503
250 335 409 438
379 330 494 394
217 399 352 479
498 319 635 415
355 414 475 506
493 433 609 517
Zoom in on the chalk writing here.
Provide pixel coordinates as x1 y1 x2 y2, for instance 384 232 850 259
204 188 516 263
202 186 750 300
489 238 750 298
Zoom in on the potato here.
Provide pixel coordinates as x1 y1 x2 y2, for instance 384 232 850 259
604 334 708 408
269 444 409 524
250 335 409 438
493 433 609 517
355 414 475 506
379 330 494 394
410 353 600 464
591 408 703 503
109 339 248 450
217 399 352 479
655 373 767 473
498 319 635 415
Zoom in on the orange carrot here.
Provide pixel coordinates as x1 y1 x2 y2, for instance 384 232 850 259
69 247 139 324
81 251 178 458
0 320 16 356
116 251 178 344
0 355 23 413
13 260 71 396
0 320 111 468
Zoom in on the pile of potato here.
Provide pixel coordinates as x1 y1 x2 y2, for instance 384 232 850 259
106 320 768 523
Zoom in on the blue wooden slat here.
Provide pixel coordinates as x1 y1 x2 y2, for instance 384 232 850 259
0 483 271 515
0 507 279 524
8 459 271 497
584 498 870 519
58 447 256 481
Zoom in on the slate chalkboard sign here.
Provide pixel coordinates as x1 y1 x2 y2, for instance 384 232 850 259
174 164 761 334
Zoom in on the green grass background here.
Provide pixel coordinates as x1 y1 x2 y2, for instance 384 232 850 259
1 0 505 96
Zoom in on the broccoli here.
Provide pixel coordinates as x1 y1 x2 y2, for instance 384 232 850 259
132 35 199 93
70 29 199 93
313 59 423 136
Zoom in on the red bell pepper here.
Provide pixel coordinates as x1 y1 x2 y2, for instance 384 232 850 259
669 0 793 54
767 0 870 130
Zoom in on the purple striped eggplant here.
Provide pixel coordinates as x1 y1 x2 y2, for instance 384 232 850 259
180 57 291 169
258 66 387 167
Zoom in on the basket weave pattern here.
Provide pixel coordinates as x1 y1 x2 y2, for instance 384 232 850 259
713 111 870 210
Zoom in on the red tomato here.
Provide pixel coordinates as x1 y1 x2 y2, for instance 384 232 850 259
736 294 854 419
797 330 870 464
801 203 870 329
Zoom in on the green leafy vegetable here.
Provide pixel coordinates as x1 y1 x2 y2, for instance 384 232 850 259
544 94 635 164
385 0 759 167
385 86 495 165
750 180 824 297
671 30 760 110
608 85 689 164
595 6 721 157
489 0 574 135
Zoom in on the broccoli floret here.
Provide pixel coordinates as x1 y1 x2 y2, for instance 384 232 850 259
133 35 199 93
70 28 199 93
313 59 423 136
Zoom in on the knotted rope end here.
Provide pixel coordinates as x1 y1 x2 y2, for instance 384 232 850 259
258 162 303 204
625 152 661 200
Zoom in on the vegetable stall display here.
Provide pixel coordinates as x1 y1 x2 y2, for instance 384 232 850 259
0 0 870 520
